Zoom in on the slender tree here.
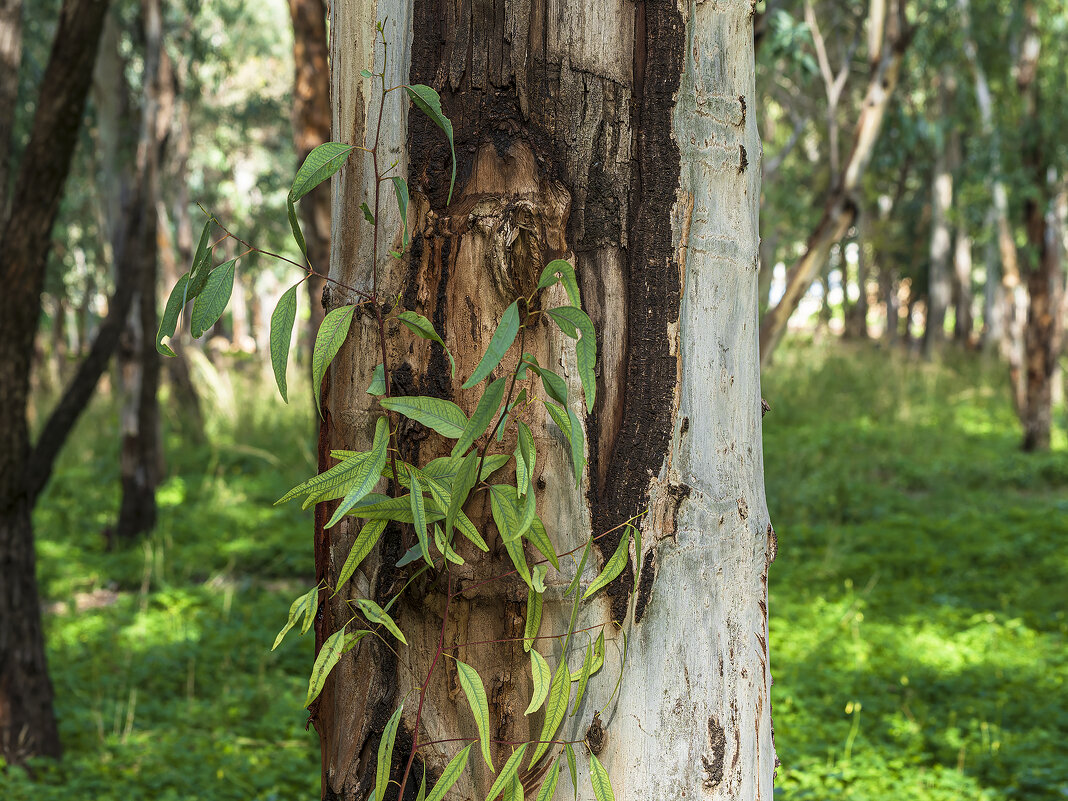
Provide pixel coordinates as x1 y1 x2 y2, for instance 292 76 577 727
310 2 774 799
0 0 112 763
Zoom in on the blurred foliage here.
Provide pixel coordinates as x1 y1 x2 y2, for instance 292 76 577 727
764 340 1067 800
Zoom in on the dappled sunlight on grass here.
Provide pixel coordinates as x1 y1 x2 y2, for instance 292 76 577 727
765 340 1068 800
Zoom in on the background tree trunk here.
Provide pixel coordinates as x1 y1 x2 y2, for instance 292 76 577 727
923 74 954 355
312 2 773 800
288 0 331 358
0 0 111 764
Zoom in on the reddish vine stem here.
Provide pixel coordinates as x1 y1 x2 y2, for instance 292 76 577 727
396 568 453 801
416 736 586 749
446 622 606 651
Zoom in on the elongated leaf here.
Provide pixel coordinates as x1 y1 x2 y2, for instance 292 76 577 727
325 417 390 527
276 452 369 506
417 765 427 801
390 176 410 251
445 450 478 542
375 703 404 801
545 307 596 409
565 744 578 801
524 584 542 652
571 629 605 681
288 197 306 255
367 363 386 395
531 563 547 594
530 660 570 766
270 285 298 402
455 510 489 552
306 628 345 706
343 493 445 523
156 273 190 356
489 484 532 588
408 467 432 566
525 648 551 715
312 304 356 418
526 516 560 571
341 629 370 654
544 401 571 442
190 258 237 339
583 527 631 601
290 142 354 202
425 744 472 801
463 302 520 388
565 541 590 599
538 366 568 406
453 377 506 457
566 406 586 488
404 85 456 203
273 586 318 650
535 761 562 801
422 474 452 514
380 396 467 439
485 744 527 801
360 202 375 224
589 753 615 801
455 660 493 769
571 638 594 714
516 421 535 497
480 453 510 481
185 219 215 300
335 519 388 594
397 310 456 377
433 524 463 564
537 259 581 307
357 598 407 645
503 774 524 801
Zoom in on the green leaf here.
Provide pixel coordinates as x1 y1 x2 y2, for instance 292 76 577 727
565 744 578 801
417 765 427 801
408 467 433 566
531 563 547 594
335 519 388 594
456 659 493 769
360 68 373 78
489 485 532 588
535 761 562 801
404 84 456 203
582 526 631 601
276 451 370 506
367 363 386 395
525 649 551 715
185 219 215 300
305 628 345 706
566 406 586 488
380 396 468 439
270 285 298 403
425 744 473 801
463 302 520 389
391 176 409 250
189 258 237 339
485 744 527 801
589 753 615 801
537 365 568 406
529 660 570 767
453 377 506 456
565 541 590 599
537 259 581 307
571 638 595 714
312 304 356 418
516 421 536 496
524 583 542 652
526 516 559 571
446 451 478 542
421 474 452 514
272 586 318 650
288 197 306 255
357 598 407 645
572 629 605 681
156 273 190 356
397 311 455 377
479 453 510 481
503 774 524 801
290 142 354 202
360 201 375 225
455 510 489 552
375 703 404 801
433 524 463 564
325 416 390 527
546 306 596 409
341 629 370 654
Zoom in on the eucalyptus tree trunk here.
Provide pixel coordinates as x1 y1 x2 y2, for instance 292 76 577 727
312 1 773 800
923 74 954 355
759 0 908 365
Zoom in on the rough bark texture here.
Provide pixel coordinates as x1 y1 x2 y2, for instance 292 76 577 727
0 0 111 764
0 0 21 216
288 0 332 352
314 1 771 799
759 0 908 365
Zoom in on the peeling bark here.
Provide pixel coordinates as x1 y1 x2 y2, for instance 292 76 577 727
315 1 772 799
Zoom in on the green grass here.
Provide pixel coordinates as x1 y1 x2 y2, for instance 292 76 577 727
764 341 1067 800
3 343 1065 799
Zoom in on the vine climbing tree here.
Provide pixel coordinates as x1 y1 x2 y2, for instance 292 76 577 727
160 1 775 799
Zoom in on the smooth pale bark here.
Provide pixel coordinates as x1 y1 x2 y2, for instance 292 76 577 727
923 76 954 354
0 0 111 763
953 208 974 343
759 0 908 365
312 1 772 800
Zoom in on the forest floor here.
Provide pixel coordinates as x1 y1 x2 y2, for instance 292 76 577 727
1 341 1065 799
